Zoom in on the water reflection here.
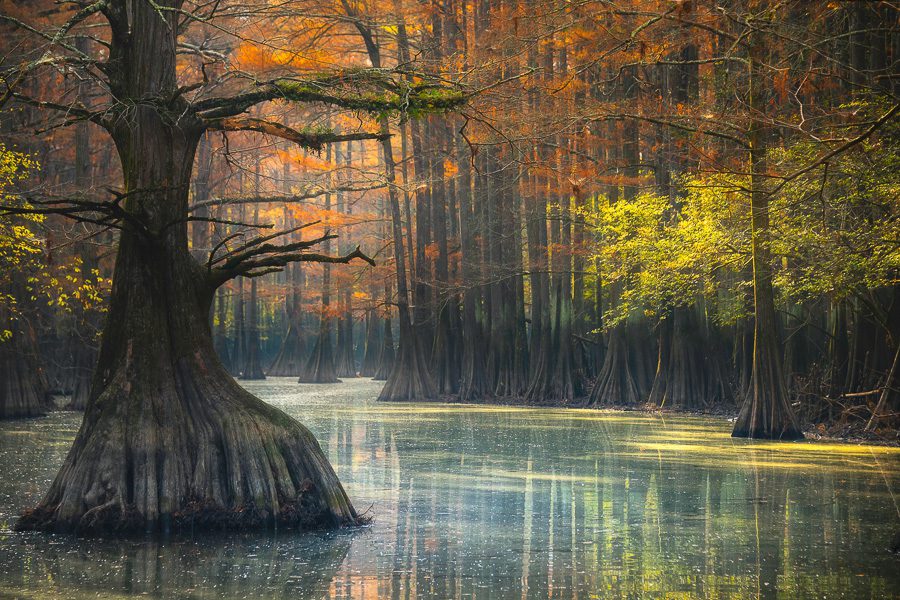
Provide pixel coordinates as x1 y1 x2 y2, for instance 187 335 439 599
1 378 898 599
0 531 351 599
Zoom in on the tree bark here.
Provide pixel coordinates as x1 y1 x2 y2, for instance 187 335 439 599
268 170 307 376
372 4 436 401
299 146 339 384
240 170 266 381
732 31 803 440
17 0 357 533
0 308 50 419
335 142 357 378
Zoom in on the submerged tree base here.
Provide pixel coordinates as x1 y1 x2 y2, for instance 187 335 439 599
15 338 360 536
17 488 350 536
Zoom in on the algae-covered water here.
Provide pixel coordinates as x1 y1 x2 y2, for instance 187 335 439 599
0 377 898 599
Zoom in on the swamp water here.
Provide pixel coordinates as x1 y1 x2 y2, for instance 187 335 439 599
0 377 898 599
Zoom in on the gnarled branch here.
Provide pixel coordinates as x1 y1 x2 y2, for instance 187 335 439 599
208 241 375 289
205 116 389 151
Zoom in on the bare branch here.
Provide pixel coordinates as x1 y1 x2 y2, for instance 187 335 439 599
208 240 375 288
189 185 385 213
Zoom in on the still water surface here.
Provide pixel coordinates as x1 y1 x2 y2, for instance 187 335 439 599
0 378 898 599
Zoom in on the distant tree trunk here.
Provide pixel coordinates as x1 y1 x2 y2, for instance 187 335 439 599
70 56 100 410
240 163 265 381
268 167 307 376
359 305 380 377
456 125 489 401
589 86 643 406
373 144 397 384
361 154 388 379
299 145 339 384
525 140 581 404
240 274 266 380
572 178 587 378
335 142 357 378
0 306 50 419
732 33 803 440
429 120 460 394
373 4 436 401
231 205 246 377
412 129 435 356
395 122 415 281
373 310 396 381
652 307 730 409
376 123 435 399
17 0 356 533
213 286 233 372
334 290 357 378
523 166 550 402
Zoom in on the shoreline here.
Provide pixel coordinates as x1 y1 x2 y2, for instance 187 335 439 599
422 392 900 447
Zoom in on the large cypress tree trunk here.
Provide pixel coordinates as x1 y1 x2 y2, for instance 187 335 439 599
19 123 355 531
17 0 356 533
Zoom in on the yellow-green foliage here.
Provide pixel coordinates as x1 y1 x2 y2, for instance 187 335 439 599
769 125 900 302
590 106 899 328
0 143 108 335
0 142 42 329
590 180 749 327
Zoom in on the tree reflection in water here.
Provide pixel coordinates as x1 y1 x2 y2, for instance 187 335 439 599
0 532 351 598
1 378 898 599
